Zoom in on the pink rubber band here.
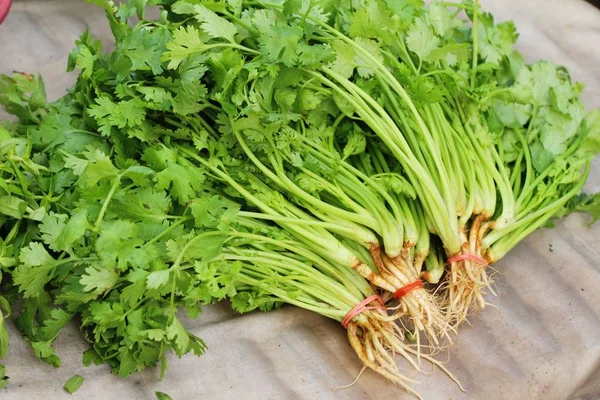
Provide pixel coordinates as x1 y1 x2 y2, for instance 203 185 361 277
393 280 423 300
447 253 487 265
341 295 386 329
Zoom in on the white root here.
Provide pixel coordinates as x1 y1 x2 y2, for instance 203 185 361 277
345 310 464 399
380 254 452 346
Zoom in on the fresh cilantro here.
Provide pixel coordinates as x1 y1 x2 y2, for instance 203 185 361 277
1 0 599 395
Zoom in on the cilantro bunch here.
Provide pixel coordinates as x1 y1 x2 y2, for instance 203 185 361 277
1 69 439 389
144 0 600 329
1 0 600 397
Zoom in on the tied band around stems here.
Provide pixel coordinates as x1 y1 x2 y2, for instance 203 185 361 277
447 253 488 265
341 295 386 329
393 280 424 300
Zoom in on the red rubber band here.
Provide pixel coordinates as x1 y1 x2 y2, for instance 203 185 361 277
447 253 487 265
393 280 423 300
341 295 385 328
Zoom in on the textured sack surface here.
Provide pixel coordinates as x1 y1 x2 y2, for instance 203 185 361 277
1 1 599 399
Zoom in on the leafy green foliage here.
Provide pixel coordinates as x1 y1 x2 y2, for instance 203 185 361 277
0 0 599 391
571 193 600 226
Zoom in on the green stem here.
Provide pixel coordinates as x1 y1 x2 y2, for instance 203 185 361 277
307 68 461 251
93 174 121 232
232 126 379 229
143 217 192 248
470 0 479 88
222 251 355 308
237 211 374 242
226 230 371 299
485 162 590 253
235 273 346 320
178 146 360 268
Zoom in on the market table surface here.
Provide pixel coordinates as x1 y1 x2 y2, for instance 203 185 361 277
1 1 600 399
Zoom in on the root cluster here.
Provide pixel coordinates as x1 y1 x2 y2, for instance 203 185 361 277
345 215 505 397
440 215 496 327
347 310 463 399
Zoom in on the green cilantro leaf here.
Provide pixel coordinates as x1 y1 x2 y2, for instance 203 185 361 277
64 375 85 394
155 163 204 204
14 243 57 298
259 25 304 67
80 265 119 294
406 17 439 60
155 392 172 400
163 26 208 70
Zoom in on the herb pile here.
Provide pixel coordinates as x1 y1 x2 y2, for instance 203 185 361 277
1 0 599 396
